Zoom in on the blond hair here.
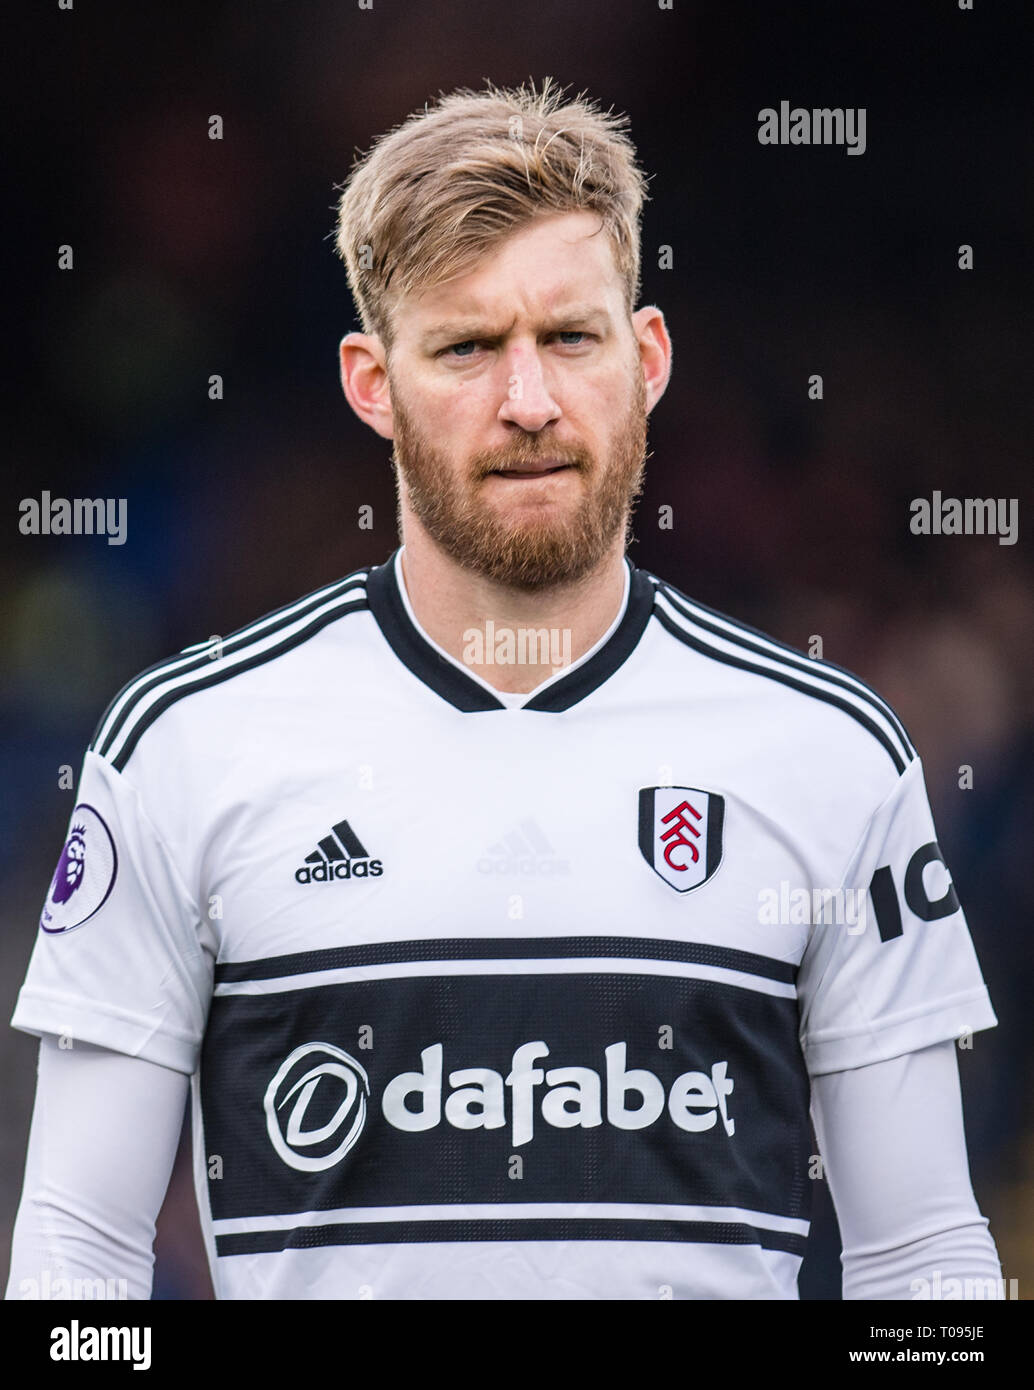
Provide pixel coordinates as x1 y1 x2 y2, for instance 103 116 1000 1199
333 78 648 349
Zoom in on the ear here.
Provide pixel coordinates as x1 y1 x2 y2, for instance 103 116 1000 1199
630 306 673 414
339 332 395 440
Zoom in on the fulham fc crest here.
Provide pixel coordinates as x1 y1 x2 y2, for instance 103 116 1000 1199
638 787 725 893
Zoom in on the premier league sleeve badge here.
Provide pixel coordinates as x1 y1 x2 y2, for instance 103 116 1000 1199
39 803 119 934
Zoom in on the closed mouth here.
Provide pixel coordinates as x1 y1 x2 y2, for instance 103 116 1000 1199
489 463 575 479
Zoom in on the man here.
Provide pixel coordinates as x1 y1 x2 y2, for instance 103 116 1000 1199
7 80 1002 1301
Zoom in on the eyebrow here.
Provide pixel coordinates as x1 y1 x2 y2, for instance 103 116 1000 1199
419 305 612 350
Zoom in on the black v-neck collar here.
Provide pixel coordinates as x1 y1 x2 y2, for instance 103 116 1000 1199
365 548 655 713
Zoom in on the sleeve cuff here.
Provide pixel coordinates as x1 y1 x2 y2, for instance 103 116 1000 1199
11 989 200 1076
801 987 998 1076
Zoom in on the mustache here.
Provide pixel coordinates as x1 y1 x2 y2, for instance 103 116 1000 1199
472 444 593 477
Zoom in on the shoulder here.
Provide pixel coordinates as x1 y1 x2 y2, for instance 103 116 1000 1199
641 567 916 779
89 565 372 773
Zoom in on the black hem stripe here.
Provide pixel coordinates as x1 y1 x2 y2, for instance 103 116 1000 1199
215 1218 806 1258
109 596 369 771
365 550 655 714
213 935 797 986
653 578 915 760
92 571 370 757
652 605 908 776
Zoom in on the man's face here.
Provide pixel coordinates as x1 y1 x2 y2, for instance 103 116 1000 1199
384 211 651 591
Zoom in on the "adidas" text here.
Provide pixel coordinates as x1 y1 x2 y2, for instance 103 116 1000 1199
295 859 383 884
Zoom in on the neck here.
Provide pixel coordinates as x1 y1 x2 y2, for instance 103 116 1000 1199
398 530 628 695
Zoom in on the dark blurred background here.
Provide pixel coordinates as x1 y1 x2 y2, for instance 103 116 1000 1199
1 0 1031 1300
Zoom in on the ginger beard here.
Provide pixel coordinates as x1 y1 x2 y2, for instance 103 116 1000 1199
388 360 648 591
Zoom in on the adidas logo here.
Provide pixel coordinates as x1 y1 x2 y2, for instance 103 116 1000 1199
295 819 383 884
476 819 569 877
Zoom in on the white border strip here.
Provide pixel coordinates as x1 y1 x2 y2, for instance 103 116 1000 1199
214 955 796 999
212 1201 809 1238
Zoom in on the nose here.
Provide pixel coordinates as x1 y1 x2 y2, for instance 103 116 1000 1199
496 347 561 433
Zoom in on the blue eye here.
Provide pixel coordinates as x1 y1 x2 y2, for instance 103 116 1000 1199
441 331 591 358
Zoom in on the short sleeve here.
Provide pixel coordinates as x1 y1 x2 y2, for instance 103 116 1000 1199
11 750 212 1075
797 756 997 1076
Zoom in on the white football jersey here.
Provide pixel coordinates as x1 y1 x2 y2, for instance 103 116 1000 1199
12 546 996 1300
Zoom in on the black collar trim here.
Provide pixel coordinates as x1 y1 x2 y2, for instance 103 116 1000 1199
365 549 655 713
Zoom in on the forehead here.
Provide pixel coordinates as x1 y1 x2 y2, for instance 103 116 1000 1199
393 211 624 336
